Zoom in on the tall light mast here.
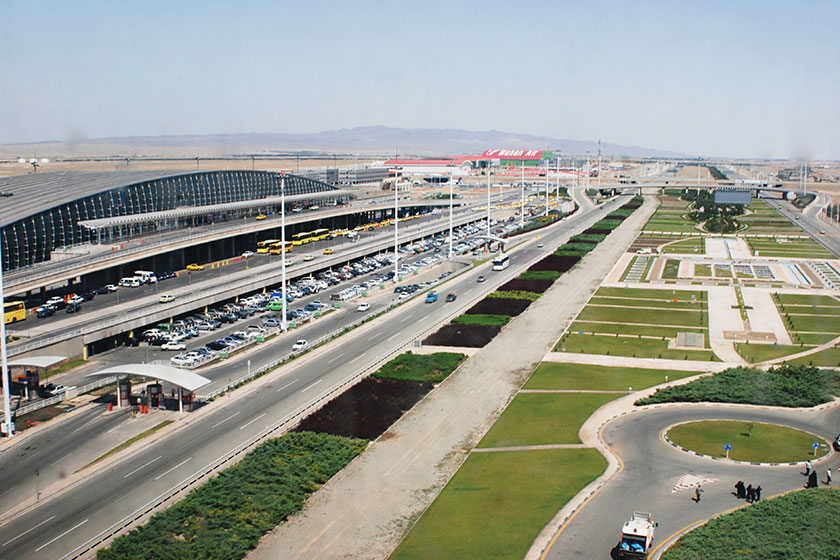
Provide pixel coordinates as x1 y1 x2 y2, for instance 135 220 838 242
280 177 288 332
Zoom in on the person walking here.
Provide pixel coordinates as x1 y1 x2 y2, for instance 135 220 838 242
754 485 761 502
827 469 832 485
693 485 703 503
734 480 745 499
805 461 811 476
745 484 753 502
808 470 818 488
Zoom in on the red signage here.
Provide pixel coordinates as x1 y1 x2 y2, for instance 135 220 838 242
482 149 543 160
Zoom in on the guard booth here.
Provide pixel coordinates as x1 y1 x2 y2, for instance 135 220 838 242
86 364 211 413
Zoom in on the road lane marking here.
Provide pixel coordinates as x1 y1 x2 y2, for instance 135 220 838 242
386 332 400 341
238 413 266 430
154 457 192 481
277 379 299 392
71 415 106 433
106 419 133 434
3 516 55 547
301 379 323 393
327 352 345 364
367 332 382 341
399 314 413 323
211 411 241 428
34 518 87 552
123 455 163 479
465 288 473 295
348 353 366 364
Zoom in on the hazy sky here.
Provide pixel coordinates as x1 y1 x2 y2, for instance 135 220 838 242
2 0 838 159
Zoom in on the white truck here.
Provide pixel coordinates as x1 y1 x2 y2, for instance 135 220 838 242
617 511 656 559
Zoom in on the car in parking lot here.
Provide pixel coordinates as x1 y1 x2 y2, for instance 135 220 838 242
161 341 187 351
65 302 82 313
36 306 56 318
186 263 204 271
357 302 371 312
292 339 309 351
159 294 176 303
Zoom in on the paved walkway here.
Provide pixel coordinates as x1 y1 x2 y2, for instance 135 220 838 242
541 351 739 372
247 197 658 560
706 286 748 363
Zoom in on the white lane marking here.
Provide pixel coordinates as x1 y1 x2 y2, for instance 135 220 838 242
367 332 382 341
399 314 413 323
211 411 241 428
34 518 88 552
3 516 55 547
465 288 473 295
123 455 163 479
106 419 133 434
348 353 366 364
386 332 400 342
238 413 267 431
154 457 192 481
71 415 105 433
327 352 345 364
301 379 322 393
277 379 299 393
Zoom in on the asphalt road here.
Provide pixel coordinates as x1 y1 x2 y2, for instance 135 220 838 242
544 402 840 559
766 198 839 257
0 190 621 559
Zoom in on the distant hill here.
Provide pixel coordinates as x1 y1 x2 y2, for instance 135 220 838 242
0 126 689 159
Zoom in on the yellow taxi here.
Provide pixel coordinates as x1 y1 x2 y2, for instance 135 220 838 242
323 248 334 255
186 263 204 271
256 214 267 220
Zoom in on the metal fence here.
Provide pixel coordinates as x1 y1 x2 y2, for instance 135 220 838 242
0 376 116 424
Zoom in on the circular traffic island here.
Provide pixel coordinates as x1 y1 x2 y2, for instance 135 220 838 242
666 420 830 463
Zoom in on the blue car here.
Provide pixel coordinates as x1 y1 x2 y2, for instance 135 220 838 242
425 291 438 303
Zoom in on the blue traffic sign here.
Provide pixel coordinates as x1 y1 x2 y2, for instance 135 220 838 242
813 441 820 449
724 443 731 451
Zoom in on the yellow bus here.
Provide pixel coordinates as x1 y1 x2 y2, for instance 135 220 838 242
257 239 280 254
4 301 26 324
269 241 294 255
309 228 330 242
292 231 313 246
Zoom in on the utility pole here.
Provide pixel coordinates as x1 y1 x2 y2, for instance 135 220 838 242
394 178 399 282
448 178 454 260
280 177 288 332
520 160 525 228
597 140 602 190
0 247 12 438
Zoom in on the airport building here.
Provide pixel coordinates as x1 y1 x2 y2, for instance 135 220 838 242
0 170 344 272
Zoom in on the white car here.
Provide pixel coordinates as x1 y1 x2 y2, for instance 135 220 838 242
103 284 119 292
161 341 187 351
303 254 315 262
291 340 309 351
357 303 371 312
242 251 255 258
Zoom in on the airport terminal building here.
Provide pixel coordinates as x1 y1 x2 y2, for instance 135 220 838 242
0 170 344 272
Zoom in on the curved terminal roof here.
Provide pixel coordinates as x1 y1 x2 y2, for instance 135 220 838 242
5 356 67 369
87 364 211 392
0 171 175 228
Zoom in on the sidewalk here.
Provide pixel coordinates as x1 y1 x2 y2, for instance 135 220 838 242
248 197 658 559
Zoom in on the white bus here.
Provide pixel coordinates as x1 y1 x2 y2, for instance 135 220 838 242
492 254 510 271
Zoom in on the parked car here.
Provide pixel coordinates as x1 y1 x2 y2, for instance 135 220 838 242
161 341 187 351
36 306 56 318
65 302 82 313
292 339 309 351
159 294 176 303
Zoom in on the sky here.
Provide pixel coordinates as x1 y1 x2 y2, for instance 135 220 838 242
2 0 838 159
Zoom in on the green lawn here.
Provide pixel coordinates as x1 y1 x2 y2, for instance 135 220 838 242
372 352 466 383
557 333 719 361
662 259 681 279
777 294 840 307
477 392 619 447
578 306 705 327
734 343 814 364
667 420 829 462
790 347 840 367
596 286 704 301
390 449 607 560
782 306 840 316
747 237 835 258
793 333 837 345
786 314 840 334
588 296 705 310
569 321 706 339
451 314 511 327
524 362 696 391
661 238 705 255
694 263 712 276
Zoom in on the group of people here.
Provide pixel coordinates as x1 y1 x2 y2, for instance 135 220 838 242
733 480 761 502
804 461 834 488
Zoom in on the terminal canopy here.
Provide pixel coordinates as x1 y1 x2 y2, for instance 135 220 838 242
6 356 67 369
87 364 211 392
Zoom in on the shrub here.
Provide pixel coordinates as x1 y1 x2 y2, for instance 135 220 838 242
519 270 562 281
488 290 542 302
372 352 466 383
452 314 511 327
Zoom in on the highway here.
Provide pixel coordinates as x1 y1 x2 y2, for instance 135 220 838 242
544 402 840 559
0 189 622 559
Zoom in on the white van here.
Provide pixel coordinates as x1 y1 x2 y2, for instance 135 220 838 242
134 270 157 284
119 277 142 287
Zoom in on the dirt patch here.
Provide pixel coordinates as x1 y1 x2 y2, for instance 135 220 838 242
423 324 502 348
529 254 581 273
499 278 555 293
293 377 434 440
466 297 531 317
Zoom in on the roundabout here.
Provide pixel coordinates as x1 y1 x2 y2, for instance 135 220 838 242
664 419 831 464
539 399 840 560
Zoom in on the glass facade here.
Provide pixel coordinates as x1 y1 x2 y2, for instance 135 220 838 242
1 171 339 271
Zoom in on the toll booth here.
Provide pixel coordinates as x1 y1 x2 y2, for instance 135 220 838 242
118 379 132 408
147 383 164 409
181 391 195 412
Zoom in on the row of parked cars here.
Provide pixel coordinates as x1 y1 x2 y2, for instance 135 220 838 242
170 324 271 367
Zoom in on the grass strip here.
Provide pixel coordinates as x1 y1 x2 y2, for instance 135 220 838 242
371 351 466 383
81 420 173 471
391 449 606 560
525 362 695 391
451 313 511 327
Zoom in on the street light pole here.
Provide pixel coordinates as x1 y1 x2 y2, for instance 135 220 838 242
486 166 491 247
0 248 12 438
280 177 288 332
448 179 454 260
394 178 399 282
520 160 525 228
